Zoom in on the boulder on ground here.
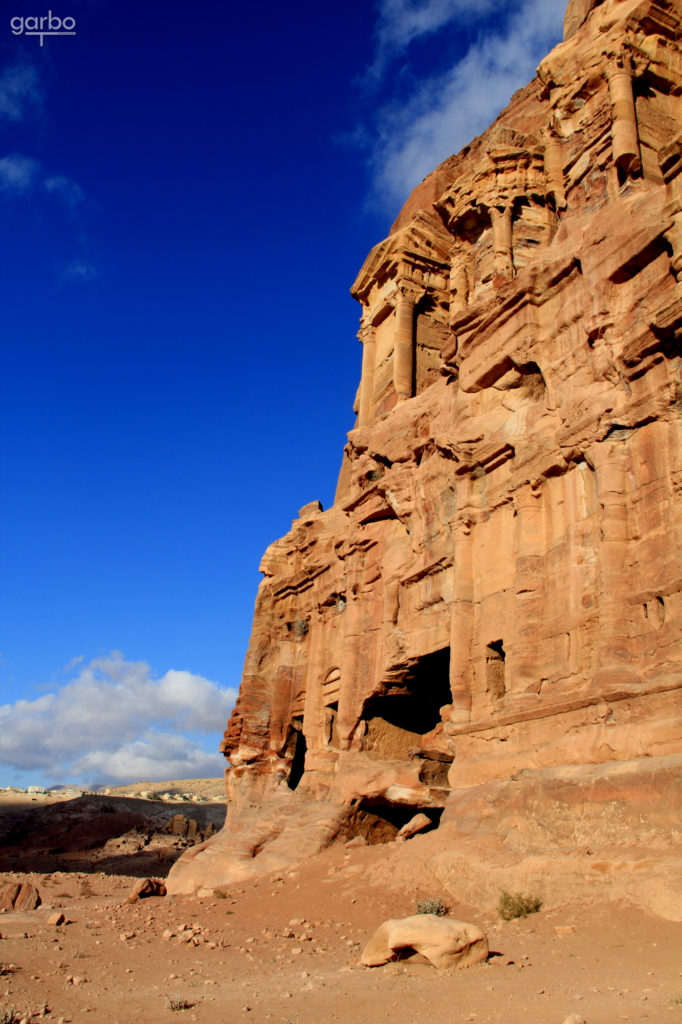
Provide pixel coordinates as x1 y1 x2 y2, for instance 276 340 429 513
397 813 433 841
361 914 488 970
0 883 21 911
126 877 167 903
0 882 41 912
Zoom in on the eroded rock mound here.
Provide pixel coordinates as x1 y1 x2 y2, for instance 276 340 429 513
168 0 682 910
361 914 489 970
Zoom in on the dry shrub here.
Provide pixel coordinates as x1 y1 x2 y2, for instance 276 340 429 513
498 890 542 920
415 897 448 917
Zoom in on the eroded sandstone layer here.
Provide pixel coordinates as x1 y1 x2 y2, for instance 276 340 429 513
168 0 682 910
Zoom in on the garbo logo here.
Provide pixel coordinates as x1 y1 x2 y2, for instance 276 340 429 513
10 12 76 46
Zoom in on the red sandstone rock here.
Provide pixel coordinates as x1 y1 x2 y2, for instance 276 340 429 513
0 883 21 912
361 915 489 970
14 883 41 912
167 0 682 908
396 813 433 841
126 877 167 903
0 881 41 913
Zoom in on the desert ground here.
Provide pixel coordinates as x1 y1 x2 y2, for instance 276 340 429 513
0 783 680 1024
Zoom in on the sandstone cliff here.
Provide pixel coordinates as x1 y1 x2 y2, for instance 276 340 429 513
168 0 682 915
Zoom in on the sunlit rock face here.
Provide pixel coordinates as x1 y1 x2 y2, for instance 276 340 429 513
167 0 682 902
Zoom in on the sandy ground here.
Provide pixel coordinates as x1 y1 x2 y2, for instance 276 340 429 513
0 811 681 1024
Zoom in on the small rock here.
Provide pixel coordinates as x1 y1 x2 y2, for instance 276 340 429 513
555 925 575 937
48 913 65 927
562 1016 587 1024
397 813 433 840
126 877 166 903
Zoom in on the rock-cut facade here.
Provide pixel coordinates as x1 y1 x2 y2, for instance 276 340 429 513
168 0 682 914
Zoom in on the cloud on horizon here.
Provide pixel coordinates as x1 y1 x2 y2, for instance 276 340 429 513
0 652 237 786
361 0 566 210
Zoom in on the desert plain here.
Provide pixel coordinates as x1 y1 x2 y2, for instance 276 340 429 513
0 782 680 1024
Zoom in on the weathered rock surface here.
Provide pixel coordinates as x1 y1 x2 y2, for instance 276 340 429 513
397 812 433 841
126 877 167 903
361 914 488 970
0 881 41 912
168 0 682 910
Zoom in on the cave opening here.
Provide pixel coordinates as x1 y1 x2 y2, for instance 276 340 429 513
362 647 452 738
287 719 307 791
338 799 443 845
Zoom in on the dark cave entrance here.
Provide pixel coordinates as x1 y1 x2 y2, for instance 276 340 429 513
338 799 443 846
361 647 452 756
286 718 307 791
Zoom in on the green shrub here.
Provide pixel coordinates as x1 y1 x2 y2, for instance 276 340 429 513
415 897 448 917
498 890 542 920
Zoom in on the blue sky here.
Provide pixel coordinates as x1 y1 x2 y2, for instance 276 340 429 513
0 0 566 787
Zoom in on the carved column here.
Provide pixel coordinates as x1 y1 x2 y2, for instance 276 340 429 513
512 483 546 691
607 55 641 178
491 204 514 280
543 128 566 210
449 251 469 323
590 442 635 689
393 283 419 401
358 322 376 427
448 473 478 723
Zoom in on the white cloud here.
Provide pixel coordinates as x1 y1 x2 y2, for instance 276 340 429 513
0 64 41 122
0 153 40 193
0 652 237 785
363 0 566 210
73 732 227 784
369 0 499 78
0 155 87 211
45 175 86 208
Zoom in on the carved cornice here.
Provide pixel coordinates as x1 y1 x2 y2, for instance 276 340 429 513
351 209 451 304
